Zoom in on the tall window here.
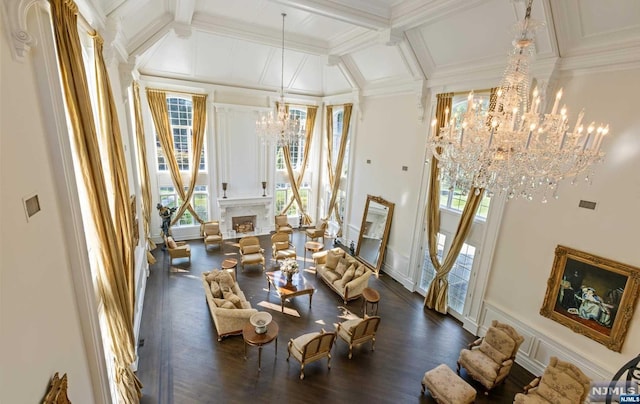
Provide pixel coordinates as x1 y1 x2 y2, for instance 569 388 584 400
275 107 310 217
420 233 445 290
324 108 349 221
155 95 209 228
156 97 206 172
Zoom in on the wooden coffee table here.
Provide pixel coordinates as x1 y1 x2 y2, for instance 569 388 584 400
362 287 380 316
266 271 315 313
243 321 278 371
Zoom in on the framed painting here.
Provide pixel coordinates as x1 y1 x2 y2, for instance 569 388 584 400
540 245 640 352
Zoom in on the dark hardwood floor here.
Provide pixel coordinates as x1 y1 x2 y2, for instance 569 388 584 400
136 230 533 403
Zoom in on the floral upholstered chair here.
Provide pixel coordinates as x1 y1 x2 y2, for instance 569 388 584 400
513 356 591 403
457 320 524 393
287 329 336 379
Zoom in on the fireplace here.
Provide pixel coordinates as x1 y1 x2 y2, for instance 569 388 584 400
232 215 257 233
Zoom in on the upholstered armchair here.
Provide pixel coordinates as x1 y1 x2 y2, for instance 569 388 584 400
271 232 296 263
457 320 524 393
239 236 265 271
335 315 380 359
165 236 191 264
275 214 293 238
287 329 336 379
202 221 223 250
513 357 591 404
305 219 327 243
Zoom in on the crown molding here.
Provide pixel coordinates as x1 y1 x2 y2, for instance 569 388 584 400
558 43 640 74
271 0 389 30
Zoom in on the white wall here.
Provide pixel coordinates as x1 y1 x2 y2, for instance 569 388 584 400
485 68 640 376
349 94 427 286
0 17 97 403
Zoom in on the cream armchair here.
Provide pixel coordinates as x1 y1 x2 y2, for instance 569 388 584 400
335 315 380 359
275 214 293 238
239 236 265 271
202 221 223 250
514 356 591 404
287 329 336 379
271 232 296 263
165 236 191 264
305 219 327 243
457 320 524 393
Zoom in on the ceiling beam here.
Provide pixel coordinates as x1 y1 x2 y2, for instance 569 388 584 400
270 0 390 30
173 0 196 25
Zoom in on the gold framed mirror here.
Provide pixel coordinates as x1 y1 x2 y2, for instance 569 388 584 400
355 195 394 276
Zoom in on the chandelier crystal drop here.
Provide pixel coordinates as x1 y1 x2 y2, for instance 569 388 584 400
427 0 609 202
256 13 303 147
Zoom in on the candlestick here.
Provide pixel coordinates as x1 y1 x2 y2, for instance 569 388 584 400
262 181 267 197
222 182 228 199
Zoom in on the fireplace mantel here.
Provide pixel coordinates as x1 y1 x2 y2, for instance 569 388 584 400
217 195 271 208
217 195 272 236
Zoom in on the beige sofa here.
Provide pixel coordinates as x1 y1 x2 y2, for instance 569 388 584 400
202 270 258 341
313 248 372 304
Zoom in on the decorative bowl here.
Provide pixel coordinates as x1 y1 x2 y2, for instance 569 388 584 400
250 312 272 334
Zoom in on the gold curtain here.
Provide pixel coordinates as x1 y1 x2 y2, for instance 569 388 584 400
424 92 485 314
323 104 353 232
132 82 157 264
280 105 318 224
93 34 135 310
146 89 206 225
48 0 142 401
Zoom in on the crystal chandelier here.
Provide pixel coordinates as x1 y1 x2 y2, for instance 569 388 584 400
427 0 609 202
256 13 303 146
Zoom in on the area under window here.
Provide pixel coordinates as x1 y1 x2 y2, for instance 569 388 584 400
159 185 209 227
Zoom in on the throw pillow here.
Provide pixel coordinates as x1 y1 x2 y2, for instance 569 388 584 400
220 301 236 309
243 244 261 254
223 290 243 308
212 298 227 307
354 265 365 278
210 281 222 299
478 339 508 364
341 265 355 284
335 258 348 276
218 272 235 290
205 270 222 283
326 249 342 270
166 236 177 249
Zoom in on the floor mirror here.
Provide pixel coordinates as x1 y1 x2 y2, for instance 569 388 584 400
355 195 394 277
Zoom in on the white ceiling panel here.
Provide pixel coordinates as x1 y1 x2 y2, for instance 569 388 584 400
290 55 324 94
261 48 306 89
324 65 353 94
579 0 640 37
142 32 195 76
418 0 514 68
194 32 234 79
351 44 409 81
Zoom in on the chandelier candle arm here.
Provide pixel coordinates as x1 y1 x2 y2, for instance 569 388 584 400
426 0 609 202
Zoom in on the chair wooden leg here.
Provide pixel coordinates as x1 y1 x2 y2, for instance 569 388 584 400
300 364 305 380
348 345 353 359
456 361 461 374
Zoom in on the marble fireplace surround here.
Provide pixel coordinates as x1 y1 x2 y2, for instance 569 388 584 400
217 196 272 237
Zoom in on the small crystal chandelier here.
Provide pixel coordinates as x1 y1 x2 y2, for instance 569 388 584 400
256 13 303 146
427 0 609 202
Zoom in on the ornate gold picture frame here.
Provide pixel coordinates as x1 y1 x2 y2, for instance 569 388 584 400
540 245 640 352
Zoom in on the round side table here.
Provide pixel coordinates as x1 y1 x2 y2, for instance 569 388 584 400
243 321 279 371
362 287 380 316
221 258 238 280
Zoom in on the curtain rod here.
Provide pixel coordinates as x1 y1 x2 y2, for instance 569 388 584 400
146 87 207 97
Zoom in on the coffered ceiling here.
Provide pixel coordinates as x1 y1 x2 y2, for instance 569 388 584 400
85 0 640 96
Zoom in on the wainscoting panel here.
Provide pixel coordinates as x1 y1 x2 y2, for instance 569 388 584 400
380 246 414 290
480 303 612 382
